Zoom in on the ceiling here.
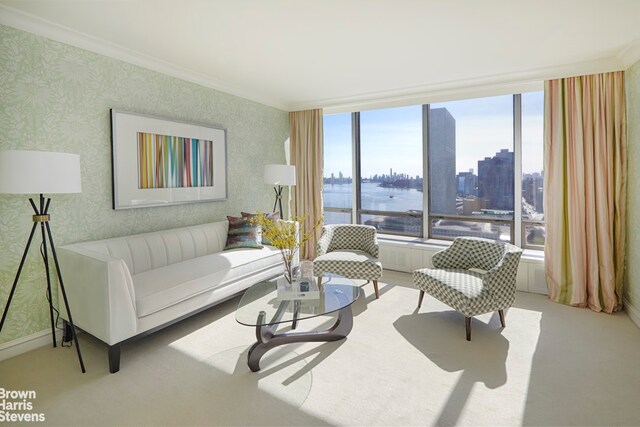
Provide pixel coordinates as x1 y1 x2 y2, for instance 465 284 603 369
2 0 640 111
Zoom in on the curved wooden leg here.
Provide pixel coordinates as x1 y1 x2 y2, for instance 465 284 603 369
373 280 379 299
465 317 472 341
498 309 506 327
418 290 425 308
247 304 353 372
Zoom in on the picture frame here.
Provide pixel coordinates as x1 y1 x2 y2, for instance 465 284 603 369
110 110 227 210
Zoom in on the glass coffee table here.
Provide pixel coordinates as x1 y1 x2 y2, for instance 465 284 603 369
236 274 360 372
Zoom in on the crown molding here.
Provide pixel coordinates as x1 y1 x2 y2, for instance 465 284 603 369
617 39 640 69
2 3 637 114
0 4 289 111
315 56 627 114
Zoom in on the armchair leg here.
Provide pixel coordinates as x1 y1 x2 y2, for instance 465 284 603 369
317 275 322 288
418 290 425 308
465 317 472 341
498 309 506 327
372 280 379 299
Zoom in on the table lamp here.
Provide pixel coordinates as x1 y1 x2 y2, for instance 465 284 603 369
0 150 85 373
264 164 296 218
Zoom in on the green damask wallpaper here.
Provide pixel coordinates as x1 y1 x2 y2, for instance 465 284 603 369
625 59 640 311
0 24 289 345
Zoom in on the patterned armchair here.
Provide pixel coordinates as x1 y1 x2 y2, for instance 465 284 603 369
313 224 383 299
413 236 522 340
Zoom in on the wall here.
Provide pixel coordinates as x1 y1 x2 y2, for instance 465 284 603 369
0 24 289 345
625 58 640 323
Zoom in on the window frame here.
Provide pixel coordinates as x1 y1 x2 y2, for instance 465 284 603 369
322 92 544 250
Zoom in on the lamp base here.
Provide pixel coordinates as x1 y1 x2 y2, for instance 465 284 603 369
0 194 86 373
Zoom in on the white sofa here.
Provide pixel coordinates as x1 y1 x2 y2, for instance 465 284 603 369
57 219 288 373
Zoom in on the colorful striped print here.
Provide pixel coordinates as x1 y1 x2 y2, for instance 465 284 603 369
137 132 214 189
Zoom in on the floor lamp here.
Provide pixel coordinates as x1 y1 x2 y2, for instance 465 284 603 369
0 150 85 373
264 164 296 219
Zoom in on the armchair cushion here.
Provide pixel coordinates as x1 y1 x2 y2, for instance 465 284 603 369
314 250 382 281
413 268 493 317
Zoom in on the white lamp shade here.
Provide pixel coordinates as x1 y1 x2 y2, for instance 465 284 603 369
264 164 296 186
0 150 82 194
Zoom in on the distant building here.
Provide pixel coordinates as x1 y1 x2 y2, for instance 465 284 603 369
522 173 544 215
477 148 514 211
429 108 456 215
462 197 484 215
456 168 477 197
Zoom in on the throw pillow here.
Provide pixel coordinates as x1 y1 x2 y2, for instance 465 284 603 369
224 216 263 250
241 211 280 245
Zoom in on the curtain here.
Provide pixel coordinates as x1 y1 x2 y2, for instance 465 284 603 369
544 71 627 313
290 109 323 260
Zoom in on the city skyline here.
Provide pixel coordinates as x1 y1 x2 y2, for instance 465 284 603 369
323 91 544 178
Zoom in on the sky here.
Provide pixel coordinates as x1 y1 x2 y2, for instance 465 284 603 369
323 91 544 178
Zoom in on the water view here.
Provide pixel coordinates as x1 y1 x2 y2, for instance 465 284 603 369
324 182 423 212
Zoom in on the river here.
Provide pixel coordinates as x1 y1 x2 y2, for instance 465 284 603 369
323 182 423 212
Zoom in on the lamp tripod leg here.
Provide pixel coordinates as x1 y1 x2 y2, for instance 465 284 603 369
0 223 39 333
39 222 57 348
276 185 284 219
45 222 86 373
272 186 279 213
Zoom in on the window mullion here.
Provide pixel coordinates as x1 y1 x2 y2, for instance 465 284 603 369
514 94 523 247
422 104 430 239
352 112 361 225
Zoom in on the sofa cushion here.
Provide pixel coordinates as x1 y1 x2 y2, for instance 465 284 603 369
224 216 263 250
134 246 281 317
241 211 280 245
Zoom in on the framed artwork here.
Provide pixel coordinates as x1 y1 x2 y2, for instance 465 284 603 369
110 110 227 209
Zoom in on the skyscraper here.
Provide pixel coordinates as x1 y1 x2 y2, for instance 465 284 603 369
428 108 456 214
477 148 514 211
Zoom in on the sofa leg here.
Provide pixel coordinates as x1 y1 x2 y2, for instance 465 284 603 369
465 317 472 341
108 344 121 373
418 290 425 308
498 309 506 327
373 280 379 299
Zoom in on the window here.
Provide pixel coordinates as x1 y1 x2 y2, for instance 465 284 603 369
359 106 423 236
428 95 515 242
323 113 353 224
322 90 544 250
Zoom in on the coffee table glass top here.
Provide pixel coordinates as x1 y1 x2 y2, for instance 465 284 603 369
236 274 360 327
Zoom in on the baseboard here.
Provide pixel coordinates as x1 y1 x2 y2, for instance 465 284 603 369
0 329 63 362
624 297 640 329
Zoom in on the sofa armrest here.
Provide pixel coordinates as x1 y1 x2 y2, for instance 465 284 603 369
57 246 137 345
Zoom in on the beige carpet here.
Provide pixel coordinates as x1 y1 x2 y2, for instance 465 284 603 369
1 271 639 426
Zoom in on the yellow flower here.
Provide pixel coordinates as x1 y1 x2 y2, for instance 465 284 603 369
250 213 323 282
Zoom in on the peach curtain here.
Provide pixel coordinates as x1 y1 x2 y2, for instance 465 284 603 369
544 71 627 313
290 109 323 260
